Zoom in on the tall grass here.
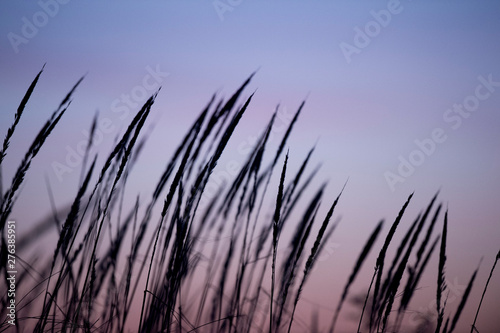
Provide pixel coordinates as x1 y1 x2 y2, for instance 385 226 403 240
0 68 496 332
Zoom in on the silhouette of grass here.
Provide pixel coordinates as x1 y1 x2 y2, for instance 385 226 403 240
0 68 494 333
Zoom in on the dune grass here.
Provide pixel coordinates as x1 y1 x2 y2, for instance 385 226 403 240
0 68 497 332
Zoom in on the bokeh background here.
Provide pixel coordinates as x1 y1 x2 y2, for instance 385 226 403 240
1 1 499 332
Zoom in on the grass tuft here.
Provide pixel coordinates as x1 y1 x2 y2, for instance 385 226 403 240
0 71 494 333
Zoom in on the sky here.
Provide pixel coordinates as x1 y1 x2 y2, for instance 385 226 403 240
1 1 499 332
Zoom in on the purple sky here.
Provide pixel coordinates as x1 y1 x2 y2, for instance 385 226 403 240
1 1 500 331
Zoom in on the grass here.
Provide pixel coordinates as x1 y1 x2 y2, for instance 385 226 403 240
0 68 498 332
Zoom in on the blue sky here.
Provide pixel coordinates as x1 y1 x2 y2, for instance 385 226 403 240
1 1 500 331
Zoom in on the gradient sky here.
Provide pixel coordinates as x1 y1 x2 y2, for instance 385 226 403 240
1 1 499 332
